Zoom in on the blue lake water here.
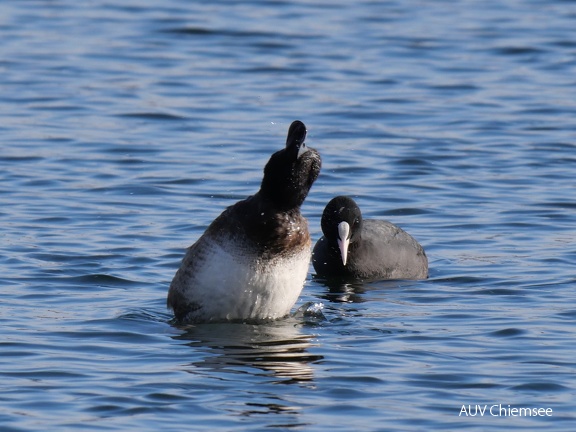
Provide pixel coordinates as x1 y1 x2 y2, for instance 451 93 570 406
1 0 575 430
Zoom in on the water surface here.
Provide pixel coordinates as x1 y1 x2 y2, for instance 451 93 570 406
1 1 575 431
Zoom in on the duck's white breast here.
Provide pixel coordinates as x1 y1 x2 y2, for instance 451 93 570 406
184 237 311 322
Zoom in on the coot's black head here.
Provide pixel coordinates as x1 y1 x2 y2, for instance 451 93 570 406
320 196 363 266
260 120 322 211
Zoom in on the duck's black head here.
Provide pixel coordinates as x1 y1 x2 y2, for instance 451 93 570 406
320 196 363 266
260 120 322 211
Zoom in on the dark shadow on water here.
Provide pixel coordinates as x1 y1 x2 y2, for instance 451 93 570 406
172 318 324 385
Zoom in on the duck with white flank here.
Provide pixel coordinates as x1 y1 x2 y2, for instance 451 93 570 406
168 121 321 323
313 196 428 281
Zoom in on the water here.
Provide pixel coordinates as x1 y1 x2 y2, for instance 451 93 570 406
1 0 575 430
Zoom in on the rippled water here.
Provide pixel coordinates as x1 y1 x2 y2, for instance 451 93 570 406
1 1 575 430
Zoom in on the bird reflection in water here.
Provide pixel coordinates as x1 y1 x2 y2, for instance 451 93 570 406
173 316 323 385
314 277 368 304
315 276 408 304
